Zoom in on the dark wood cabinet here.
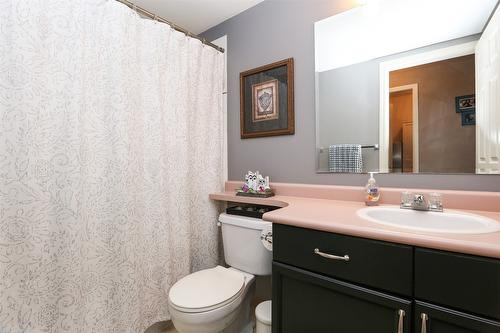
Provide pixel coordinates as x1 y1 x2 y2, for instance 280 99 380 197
273 224 500 333
273 262 412 333
273 224 413 296
415 248 500 320
414 301 500 333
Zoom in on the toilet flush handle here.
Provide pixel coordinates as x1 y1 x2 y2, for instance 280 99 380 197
260 232 272 244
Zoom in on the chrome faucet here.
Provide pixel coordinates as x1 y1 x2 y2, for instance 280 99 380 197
401 192 443 212
411 194 429 211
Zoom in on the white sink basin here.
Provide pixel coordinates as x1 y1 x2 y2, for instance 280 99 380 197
357 206 500 234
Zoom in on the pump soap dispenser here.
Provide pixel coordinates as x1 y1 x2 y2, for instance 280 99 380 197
365 172 380 206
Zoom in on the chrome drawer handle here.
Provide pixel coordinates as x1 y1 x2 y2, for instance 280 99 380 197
397 309 405 333
314 248 350 261
420 313 428 333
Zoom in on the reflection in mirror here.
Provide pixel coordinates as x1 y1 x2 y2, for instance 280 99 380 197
315 0 499 175
385 53 476 174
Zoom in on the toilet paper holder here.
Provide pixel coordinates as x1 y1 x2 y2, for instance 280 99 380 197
260 232 272 244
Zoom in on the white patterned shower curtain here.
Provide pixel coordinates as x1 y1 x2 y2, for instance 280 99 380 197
0 1 224 332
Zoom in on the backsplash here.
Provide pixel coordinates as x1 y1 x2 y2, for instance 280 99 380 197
222 181 500 212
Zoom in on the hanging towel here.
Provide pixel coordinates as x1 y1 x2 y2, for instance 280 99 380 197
329 144 363 173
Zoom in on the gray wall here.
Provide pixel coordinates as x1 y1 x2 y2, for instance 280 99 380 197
201 0 500 191
317 61 380 172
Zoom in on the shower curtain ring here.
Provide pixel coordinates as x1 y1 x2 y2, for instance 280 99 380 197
169 23 177 33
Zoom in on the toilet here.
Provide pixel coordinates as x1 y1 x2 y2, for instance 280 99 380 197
168 213 272 333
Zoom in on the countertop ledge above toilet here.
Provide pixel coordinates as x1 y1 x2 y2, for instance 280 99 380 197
209 181 500 259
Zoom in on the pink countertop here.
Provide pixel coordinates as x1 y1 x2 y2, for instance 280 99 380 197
210 182 500 259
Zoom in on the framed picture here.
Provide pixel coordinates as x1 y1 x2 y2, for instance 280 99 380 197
461 110 476 126
455 94 475 113
240 58 294 138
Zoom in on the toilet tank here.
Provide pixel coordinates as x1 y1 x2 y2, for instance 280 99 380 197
219 213 272 276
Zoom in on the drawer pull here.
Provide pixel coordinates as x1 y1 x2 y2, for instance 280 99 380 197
420 313 428 333
314 248 350 261
397 309 405 333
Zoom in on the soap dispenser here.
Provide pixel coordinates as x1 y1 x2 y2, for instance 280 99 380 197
365 172 380 206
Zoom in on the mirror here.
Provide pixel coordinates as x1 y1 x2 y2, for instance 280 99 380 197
315 0 499 174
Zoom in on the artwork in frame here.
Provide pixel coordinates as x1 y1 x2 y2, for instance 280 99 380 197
455 94 475 113
461 110 476 126
252 79 279 123
240 58 294 138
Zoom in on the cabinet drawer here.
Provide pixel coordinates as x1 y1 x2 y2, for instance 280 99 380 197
415 248 500 320
273 224 413 296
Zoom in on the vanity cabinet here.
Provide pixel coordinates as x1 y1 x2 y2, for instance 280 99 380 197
273 224 500 333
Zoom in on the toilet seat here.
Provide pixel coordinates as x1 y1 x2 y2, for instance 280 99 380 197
169 266 246 313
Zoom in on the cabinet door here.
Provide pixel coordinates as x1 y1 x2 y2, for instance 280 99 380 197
414 301 500 333
272 262 412 333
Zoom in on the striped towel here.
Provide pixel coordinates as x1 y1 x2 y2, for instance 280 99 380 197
329 144 363 173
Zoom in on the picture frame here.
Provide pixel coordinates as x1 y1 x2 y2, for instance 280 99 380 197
455 94 475 113
240 58 294 139
461 110 476 126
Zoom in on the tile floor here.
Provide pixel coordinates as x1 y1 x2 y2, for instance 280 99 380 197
145 321 178 333
160 322 178 333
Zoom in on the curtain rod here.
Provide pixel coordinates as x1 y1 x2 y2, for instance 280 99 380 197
115 0 224 53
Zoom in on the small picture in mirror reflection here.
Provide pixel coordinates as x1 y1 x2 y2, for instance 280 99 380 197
252 79 279 122
455 94 475 113
461 110 476 126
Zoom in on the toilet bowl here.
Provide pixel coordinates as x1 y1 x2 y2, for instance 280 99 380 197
168 213 272 333
168 266 255 333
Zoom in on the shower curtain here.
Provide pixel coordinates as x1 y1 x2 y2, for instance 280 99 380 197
0 1 224 332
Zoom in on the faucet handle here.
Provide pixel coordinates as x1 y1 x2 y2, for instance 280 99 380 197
429 192 443 212
400 191 413 208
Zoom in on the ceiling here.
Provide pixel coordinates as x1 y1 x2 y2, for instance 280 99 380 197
131 0 265 34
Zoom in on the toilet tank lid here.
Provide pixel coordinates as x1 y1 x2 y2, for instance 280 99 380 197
219 213 271 230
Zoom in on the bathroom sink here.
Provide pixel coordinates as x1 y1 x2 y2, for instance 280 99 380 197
357 206 500 234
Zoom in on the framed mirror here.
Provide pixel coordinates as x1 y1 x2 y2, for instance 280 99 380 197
314 0 499 174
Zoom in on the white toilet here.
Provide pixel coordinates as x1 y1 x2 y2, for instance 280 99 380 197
168 213 272 333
